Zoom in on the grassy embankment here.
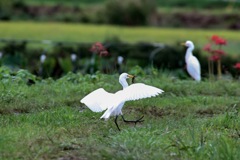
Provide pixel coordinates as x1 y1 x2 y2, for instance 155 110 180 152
0 72 240 159
0 21 239 55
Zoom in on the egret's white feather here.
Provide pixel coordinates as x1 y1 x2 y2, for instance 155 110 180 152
120 83 164 101
80 88 114 112
187 56 201 81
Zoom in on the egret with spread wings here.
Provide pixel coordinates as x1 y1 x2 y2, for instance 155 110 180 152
80 73 164 131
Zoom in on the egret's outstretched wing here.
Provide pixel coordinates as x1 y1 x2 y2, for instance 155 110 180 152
80 88 114 112
120 83 164 101
187 56 201 81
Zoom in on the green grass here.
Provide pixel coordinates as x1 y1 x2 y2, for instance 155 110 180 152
0 71 240 159
0 21 239 54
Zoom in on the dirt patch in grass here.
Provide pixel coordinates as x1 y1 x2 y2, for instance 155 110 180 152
132 106 175 118
12 108 30 114
196 108 214 117
0 108 30 115
64 100 82 108
195 107 225 117
58 155 86 160
60 144 80 151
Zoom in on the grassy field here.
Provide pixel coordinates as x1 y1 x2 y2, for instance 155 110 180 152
0 70 240 159
0 21 239 54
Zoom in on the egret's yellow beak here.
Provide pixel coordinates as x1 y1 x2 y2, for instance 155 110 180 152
181 42 186 46
127 74 134 78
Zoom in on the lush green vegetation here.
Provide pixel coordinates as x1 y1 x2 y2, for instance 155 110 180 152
22 0 240 8
0 21 239 79
0 67 240 159
23 0 106 6
0 21 239 54
1 0 240 28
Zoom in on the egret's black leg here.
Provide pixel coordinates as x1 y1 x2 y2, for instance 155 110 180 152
121 115 144 125
114 116 121 131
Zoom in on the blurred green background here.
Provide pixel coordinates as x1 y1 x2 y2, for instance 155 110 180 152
0 0 240 78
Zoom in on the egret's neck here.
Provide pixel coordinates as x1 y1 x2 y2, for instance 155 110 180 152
185 48 193 61
119 78 128 89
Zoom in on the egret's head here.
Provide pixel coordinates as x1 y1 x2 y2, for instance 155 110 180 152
181 41 194 50
119 73 134 80
119 73 135 88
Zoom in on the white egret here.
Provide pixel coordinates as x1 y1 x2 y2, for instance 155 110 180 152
181 41 201 81
80 73 164 131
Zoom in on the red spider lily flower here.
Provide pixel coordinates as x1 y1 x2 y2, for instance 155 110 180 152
211 35 227 45
215 37 227 45
90 42 105 53
233 62 240 70
99 50 109 57
203 44 212 52
89 42 109 56
209 55 220 61
211 35 219 42
212 49 225 55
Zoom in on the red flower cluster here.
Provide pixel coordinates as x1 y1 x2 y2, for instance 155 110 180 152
203 44 211 52
209 55 220 61
213 49 225 55
203 35 227 61
90 42 109 56
211 35 227 45
234 62 240 70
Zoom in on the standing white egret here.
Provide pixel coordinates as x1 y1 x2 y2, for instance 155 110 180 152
181 41 201 81
80 73 164 131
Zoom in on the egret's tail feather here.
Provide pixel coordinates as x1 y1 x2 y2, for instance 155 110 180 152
195 76 201 82
100 109 111 120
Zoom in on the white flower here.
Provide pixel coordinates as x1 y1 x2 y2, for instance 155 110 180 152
117 56 124 65
40 54 46 63
71 53 77 62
